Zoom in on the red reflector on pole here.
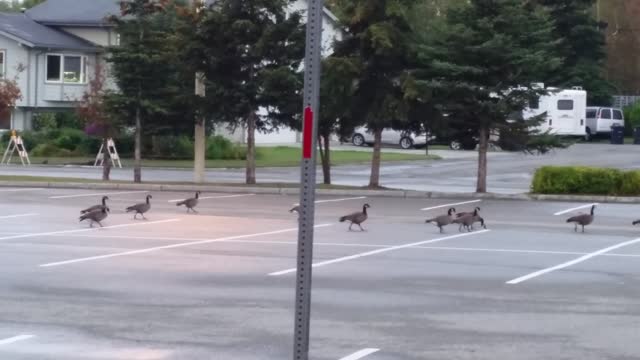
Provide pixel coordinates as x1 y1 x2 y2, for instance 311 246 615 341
302 107 314 159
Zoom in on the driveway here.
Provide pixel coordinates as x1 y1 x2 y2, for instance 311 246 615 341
2 144 639 194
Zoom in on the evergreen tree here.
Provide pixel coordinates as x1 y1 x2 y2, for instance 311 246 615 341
412 0 563 193
178 0 305 184
107 0 177 183
536 0 612 105
332 0 417 188
317 57 359 184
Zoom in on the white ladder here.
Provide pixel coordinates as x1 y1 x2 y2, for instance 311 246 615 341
94 138 122 168
1 131 31 166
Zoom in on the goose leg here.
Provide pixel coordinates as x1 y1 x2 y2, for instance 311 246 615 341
358 223 365 232
439 226 443 234
98 221 103 228
133 213 138 220
348 222 353 231
89 221 94 228
582 225 585 233
142 213 148 220
574 224 577 232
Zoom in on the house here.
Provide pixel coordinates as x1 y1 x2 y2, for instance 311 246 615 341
0 0 343 145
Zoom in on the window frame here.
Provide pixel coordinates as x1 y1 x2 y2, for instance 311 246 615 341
45 53 88 85
613 109 623 120
600 108 612 119
557 99 574 111
0 49 6 79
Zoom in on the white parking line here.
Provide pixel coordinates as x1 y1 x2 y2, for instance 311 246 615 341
506 237 640 284
0 188 44 192
268 230 491 276
553 203 599 216
167 194 256 203
49 191 149 199
0 334 34 346
292 197 368 206
421 199 481 211
0 219 180 242
339 348 380 360
0 213 38 220
40 224 333 268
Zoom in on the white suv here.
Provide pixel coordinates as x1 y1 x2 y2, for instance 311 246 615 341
585 107 625 140
351 127 429 149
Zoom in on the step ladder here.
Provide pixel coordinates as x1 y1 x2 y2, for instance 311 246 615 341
94 138 122 168
1 131 31 166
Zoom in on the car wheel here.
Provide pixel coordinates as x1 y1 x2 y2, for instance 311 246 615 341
449 140 462 150
399 137 413 150
352 134 365 147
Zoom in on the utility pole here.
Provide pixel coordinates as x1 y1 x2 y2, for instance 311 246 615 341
193 0 206 184
292 0 323 358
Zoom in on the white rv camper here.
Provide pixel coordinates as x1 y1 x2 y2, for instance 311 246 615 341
522 85 587 136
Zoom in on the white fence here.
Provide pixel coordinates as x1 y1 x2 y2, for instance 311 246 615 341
612 95 640 108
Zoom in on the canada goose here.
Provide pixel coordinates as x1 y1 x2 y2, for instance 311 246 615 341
79 207 109 228
456 207 481 218
176 191 201 213
126 194 152 220
566 205 595 232
453 208 481 232
339 204 370 231
634 220 640 226
81 196 109 214
425 207 456 233
289 205 300 214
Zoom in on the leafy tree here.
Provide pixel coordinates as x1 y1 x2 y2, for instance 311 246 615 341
412 0 564 193
178 0 305 184
0 66 22 120
76 63 120 181
332 0 417 188
317 57 359 184
535 0 612 105
107 0 177 183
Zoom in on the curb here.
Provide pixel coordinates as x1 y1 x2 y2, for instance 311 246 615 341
2 180 640 203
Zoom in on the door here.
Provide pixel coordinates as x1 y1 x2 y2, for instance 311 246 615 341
612 109 625 128
381 129 400 145
598 108 612 133
554 98 578 134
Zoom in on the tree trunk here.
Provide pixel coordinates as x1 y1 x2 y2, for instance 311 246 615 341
319 134 331 184
102 137 111 181
476 125 489 193
246 112 256 184
134 106 142 183
194 118 206 183
368 128 383 188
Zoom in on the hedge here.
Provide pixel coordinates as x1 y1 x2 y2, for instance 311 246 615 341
1 129 245 160
531 166 640 196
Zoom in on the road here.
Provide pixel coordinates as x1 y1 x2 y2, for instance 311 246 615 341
3 143 640 194
0 188 639 359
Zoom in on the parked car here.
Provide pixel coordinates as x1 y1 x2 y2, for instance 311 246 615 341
351 127 430 149
426 127 478 150
585 106 625 140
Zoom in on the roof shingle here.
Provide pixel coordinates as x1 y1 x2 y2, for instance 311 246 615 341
0 13 99 51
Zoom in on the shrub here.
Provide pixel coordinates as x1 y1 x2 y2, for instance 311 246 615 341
31 143 74 157
151 135 194 159
206 135 246 160
54 128 85 151
532 166 640 196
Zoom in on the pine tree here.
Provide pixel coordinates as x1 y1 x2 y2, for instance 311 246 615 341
535 0 612 105
413 0 563 193
332 0 417 188
107 0 178 183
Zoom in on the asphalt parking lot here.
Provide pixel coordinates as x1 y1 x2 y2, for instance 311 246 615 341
0 187 639 359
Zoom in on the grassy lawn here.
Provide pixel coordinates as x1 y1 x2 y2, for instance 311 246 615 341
25 146 438 168
0 175 385 190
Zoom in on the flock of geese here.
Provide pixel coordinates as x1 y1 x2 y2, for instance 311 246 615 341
78 191 202 227
77 193 629 233
298 203 626 234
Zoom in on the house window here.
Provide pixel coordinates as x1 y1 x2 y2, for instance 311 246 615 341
0 50 5 79
46 54 87 84
0 110 10 130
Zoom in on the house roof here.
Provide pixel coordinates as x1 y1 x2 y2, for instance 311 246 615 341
0 13 99 51
26 0 341 27
26 0 120 27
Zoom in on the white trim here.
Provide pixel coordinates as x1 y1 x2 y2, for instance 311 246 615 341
45 53 88 84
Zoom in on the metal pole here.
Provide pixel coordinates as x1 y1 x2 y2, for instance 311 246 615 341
293 0 323 358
